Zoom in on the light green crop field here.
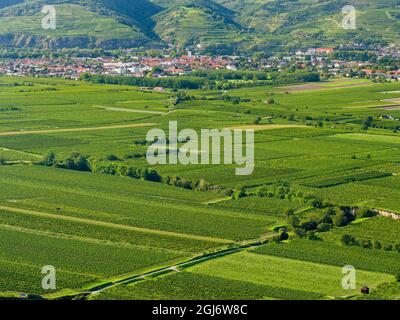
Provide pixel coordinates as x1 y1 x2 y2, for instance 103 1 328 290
94 249 393 300
94 271 326 300
188 252 393 298
1 76 400 299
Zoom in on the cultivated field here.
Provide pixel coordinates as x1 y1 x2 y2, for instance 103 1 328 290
0 76 400 299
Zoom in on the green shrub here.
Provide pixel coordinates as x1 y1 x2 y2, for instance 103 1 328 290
341 234 358 246
39 151 56 167
294 228 306 238
384 244 393 252
105 154 120 161
59 152 91 172
333 210 348 227
356 207 376 220
319 213 333 224
374 241 382 250
234 187 247 199
360 239 373 249
278 229 289 241
317 223 332 232
256 186 268 197
308 231 321 241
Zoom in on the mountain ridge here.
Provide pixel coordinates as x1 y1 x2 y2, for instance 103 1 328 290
0 0 399 53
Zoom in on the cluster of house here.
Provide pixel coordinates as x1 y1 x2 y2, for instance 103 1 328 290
261 45 400 80
0 58 93 79
0 54 234 79
0 44 399 80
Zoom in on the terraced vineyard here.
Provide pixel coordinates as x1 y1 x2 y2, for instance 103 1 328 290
1 76 400 300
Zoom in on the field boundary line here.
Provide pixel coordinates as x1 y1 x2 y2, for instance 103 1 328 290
0 147 42 158
96 105 166 115
0 123 158 136
228 124 308 131
0 205 232 244
0 223 184 255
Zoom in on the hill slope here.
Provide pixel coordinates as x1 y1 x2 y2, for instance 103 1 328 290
215 0 400 51
0 0 161 49
151 0 248 52
0 0 399 52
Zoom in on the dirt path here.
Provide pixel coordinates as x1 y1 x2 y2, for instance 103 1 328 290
0 147 41 158
97 106 166 115
0 205 231 244
0 123 158 136
382 98 400 102
376 209 400 220
380 105 400 110
203 197 232 205
229 124 307 131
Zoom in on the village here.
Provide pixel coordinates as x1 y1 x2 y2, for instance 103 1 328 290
0 53 232 79
0 44 399 81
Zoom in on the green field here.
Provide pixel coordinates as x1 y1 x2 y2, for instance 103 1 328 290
95 249 393 300
253 240 400 274
1 76 400 299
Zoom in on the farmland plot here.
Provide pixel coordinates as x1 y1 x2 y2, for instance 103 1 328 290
0 165 275 241
0 226 181 294
188 252 392 298
100 248 393 300
1 77 400 299
253 240 400 274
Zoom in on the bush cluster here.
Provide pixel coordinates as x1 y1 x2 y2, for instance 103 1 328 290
341 235 400 253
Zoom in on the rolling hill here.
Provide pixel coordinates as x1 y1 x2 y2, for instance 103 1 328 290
150 0 248 52
0 0 399 53
215 0 400 51
0 0 161 49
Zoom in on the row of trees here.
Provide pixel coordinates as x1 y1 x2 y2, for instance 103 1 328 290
164 176 209 191
38 151 162 182
39 151 91 171
341 234 400 253
80 70 320 90
37 151 215 191
191 70 320 83
92 161 162 182
80 74 207 90
256 181 313 203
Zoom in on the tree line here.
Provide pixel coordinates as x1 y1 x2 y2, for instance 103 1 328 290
80 73 207 89
191 70 320 83
80 70 320 90
36 151 213 192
